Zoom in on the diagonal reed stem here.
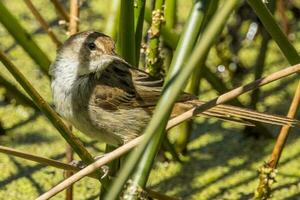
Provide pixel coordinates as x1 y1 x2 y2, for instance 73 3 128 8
0 145 90 175
0 2 51 74
0 74 38 109
268 82 300 168
24 0 62 47
50 0 70 22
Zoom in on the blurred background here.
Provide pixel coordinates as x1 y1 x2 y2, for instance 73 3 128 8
0 0 300 199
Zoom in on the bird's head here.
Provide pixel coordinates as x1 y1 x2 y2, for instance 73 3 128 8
49 31 121 77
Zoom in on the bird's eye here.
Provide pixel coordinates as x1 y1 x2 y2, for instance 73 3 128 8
87 42 96 51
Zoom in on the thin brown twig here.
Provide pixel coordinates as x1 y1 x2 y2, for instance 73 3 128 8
268 81 300 168
50 0 70 22
36 63 300 200
65 131 74 200
254 81 300 200
0 145 88 175
24 0 62 47
69 0 79 35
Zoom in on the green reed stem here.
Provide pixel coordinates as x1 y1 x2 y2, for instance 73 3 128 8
134 0 146 65
117 0 136 66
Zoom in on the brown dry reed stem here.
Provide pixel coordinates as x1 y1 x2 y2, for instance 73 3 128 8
65 142 74 200
65 125 74 200
24 0 62 47
50 0 70 22
69 0 79 35
268 81 300 168
254 83 300 200
36 63 300 200
0 145 96 176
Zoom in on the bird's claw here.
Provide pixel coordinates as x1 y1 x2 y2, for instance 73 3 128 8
100 165 109 179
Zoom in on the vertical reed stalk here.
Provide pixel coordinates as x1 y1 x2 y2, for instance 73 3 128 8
161 0 176 73
134 0 146 65
164 0 176 29
117 0 136 66
144 6 179 52
145 0 165 77
63 1 79 199
65 142 73 200
69 0 79 34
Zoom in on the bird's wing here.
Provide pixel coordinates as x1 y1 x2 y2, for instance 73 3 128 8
89 58 299 127
88 59 162 111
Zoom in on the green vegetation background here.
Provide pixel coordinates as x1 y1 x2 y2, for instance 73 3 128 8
0 0 299 199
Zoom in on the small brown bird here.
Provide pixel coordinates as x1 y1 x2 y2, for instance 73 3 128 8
49 31 298 146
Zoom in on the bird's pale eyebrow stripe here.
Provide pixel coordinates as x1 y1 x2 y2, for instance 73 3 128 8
96 42 106 53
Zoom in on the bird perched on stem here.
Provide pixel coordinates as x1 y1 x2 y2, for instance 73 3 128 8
50 31 298 146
